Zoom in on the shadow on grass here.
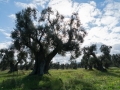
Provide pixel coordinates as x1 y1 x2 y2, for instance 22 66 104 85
0 73 24 79
0 75 45 90
106 71 120 77
0 70 11 76
90 69 120 78
0 74 62 90
0 74 97 90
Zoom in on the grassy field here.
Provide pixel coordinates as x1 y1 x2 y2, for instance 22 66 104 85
0 67 120 90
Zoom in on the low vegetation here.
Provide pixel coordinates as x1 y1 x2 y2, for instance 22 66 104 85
0 67 120 90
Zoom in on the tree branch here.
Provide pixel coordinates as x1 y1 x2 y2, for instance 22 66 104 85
46 47 58 62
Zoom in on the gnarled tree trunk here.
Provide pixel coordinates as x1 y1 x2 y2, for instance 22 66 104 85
88 64 92 70
30 52 45 76
8 62 14 73
30 45 59 76
91 53 106 72
8 62 19 73
85 65 87 69
44 48 58 74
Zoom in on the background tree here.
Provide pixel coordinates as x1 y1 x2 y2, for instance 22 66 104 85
15 50 28 71
60 64 65 69
81 55 88 69
0 46 29 72
83 44 106 71
19 51 34 70
56 62 60 70
64 63 69 69
100 45 112 69
88 56 96 70
82 44 97 70
0 49 9 70
69 59 77 69
0 48 15 71
11 7 86 76
111 54 120 67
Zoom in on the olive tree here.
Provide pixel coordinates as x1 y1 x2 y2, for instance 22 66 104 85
11 7 86 75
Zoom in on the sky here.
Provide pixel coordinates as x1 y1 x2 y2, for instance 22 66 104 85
0 0 120 64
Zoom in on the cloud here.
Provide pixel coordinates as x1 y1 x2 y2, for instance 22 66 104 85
111 43 120 54
15 0 49 9
47 0 101 28
48 0 74 16
8 14 16 20
104 0 120 17
78 2 101 27
32 0 49 8
47 0 102 28
0 41 11 49
15 2 37 9
101 0 120 28
52 52 71 64
0 0 9 3
80 0 120 49
112 27 120 33
0 28 10 38
100 16 117 26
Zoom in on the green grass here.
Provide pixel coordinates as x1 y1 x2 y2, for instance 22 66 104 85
0 67 120 90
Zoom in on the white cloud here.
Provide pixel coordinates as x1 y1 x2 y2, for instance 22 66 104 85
15 2 37 9
79 0 120 55
112 27 120 33
102 0 120 26
82 26 111 46
47 0 101 28
52 52 71 64
15 0 49 9
8 14 16 20
48 0 73 16
0 29 10 38
89 1 96 7
32 0 49 8
78 1 101 27
111 44 120 54
100 16 118 29
0 41 11 49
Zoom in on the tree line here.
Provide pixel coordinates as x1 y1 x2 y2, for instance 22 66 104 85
0 43 120 72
